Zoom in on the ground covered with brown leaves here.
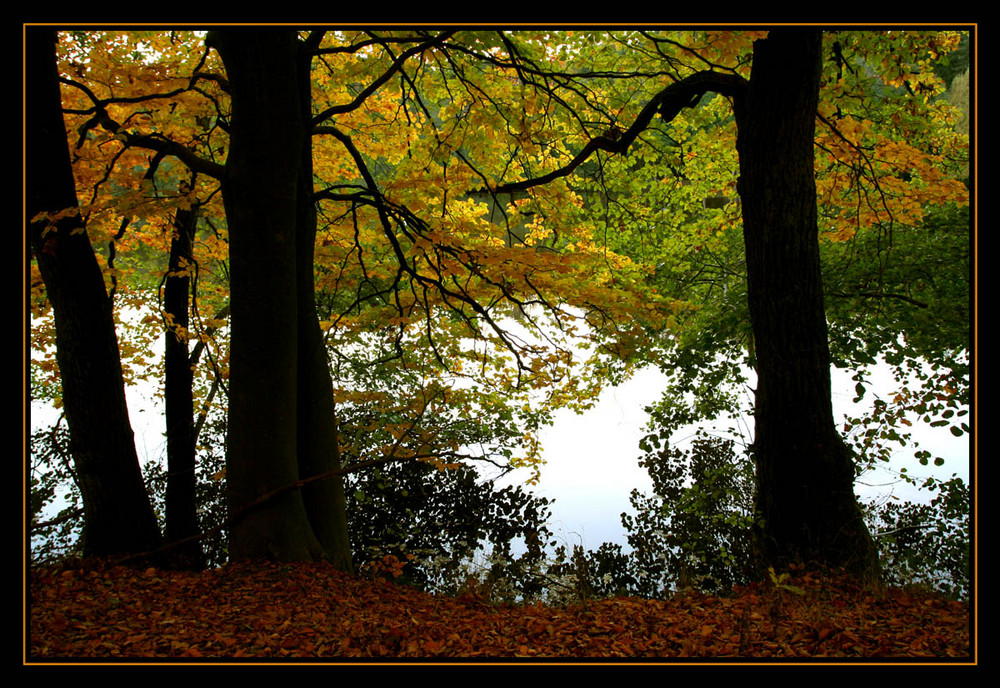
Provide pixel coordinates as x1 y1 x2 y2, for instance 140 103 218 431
27 559 971 662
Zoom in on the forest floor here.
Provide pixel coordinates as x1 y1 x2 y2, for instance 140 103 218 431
27 558 971 663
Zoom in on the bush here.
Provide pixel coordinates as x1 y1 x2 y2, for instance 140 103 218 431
866 475 969 600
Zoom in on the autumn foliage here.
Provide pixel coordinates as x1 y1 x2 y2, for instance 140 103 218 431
29 559 969 661
27 27 972 663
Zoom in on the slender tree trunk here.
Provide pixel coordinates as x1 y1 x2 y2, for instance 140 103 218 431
733 29 881 582
27 28 162 558
293 42 354 572
210 29 326 562
163 202 204 568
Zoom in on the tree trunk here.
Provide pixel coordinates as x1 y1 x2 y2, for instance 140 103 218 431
163 202 204 568
293 42 354 572
26 28 162 558
733 29 881 582
210 29 326 562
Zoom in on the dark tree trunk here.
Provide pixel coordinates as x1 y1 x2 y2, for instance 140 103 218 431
163 203 204 568
26 28 162 558
210 29 327 562
733 29 881 582
293 43 354 572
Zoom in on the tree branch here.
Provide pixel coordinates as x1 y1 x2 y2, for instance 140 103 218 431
488 70 746 195
310 30 456 124
828 290 929 309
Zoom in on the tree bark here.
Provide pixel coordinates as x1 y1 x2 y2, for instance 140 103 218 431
732 29 881 582
293 42 354 572
163 202 204 568
26 28 162 558
210 29 327 562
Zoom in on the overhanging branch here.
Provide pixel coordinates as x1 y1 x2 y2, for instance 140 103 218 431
488 70 746 195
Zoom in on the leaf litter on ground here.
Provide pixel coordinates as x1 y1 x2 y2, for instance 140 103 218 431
27 558 970 661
